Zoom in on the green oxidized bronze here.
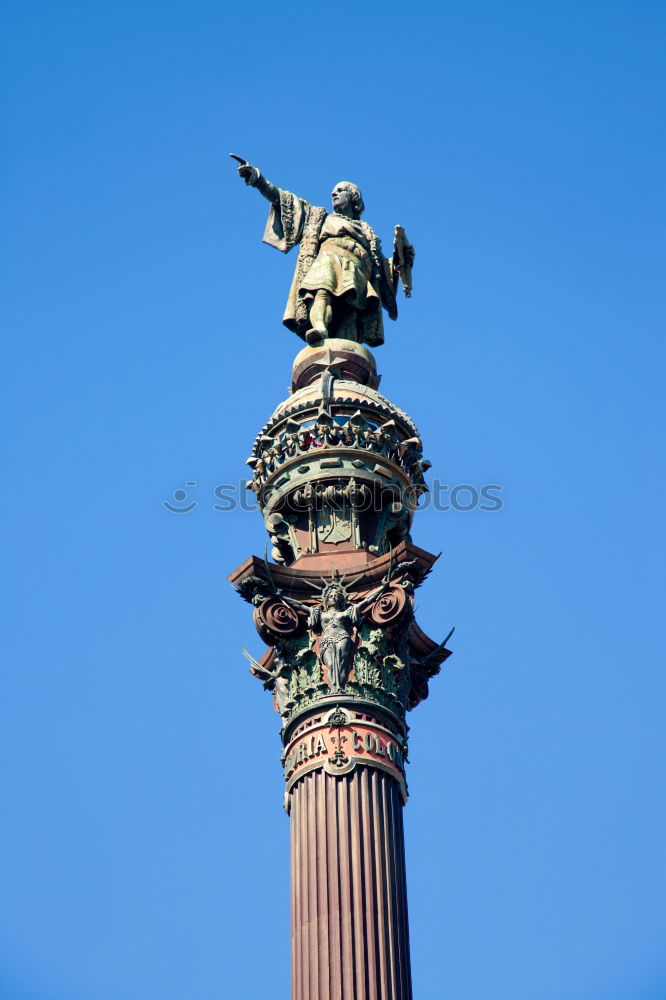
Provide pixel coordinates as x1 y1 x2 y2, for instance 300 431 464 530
230 154 415 347
235 538 451 730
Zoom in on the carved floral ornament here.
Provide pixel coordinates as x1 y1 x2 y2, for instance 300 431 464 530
259 475 418 567
255 385 422 442
250 392 422 463
291 478 372 510
246 406 430 494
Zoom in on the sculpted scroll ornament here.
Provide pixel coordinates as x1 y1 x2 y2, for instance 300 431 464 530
253 596 304 645
368 585 410 626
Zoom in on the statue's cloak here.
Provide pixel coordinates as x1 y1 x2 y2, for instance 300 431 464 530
263 189 397 347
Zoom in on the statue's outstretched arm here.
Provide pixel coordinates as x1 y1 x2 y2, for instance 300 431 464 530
356 579 390 612
274 591 311 614
231 153 280 205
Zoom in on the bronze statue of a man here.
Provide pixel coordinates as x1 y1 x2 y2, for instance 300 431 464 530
232 156 414 347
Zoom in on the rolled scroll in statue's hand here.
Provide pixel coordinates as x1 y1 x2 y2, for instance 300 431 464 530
393 225 415 298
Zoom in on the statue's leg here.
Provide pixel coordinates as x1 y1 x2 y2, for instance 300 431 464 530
307 290 332 345
324 647 340 692
339 638 351 688
335 305 359 342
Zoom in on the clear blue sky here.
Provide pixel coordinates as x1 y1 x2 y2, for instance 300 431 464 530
2 2 665 998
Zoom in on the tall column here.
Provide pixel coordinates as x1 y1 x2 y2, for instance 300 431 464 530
230 339 452 999
288 708 412 1000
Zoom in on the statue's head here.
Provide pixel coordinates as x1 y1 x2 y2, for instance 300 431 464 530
331 182 364 219
323 585 345 610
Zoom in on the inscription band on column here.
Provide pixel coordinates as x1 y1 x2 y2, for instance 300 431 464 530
283 705 408 807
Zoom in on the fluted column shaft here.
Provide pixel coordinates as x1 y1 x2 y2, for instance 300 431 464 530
290 766 412 1000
